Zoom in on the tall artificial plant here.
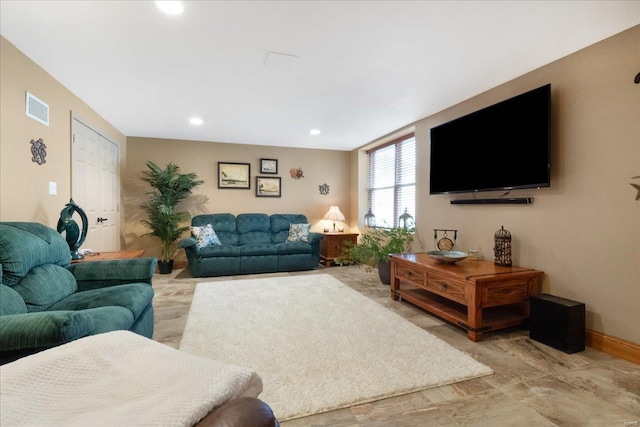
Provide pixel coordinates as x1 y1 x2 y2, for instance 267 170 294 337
140 161 203 261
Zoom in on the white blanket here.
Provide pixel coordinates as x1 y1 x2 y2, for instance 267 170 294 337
0 331 263 427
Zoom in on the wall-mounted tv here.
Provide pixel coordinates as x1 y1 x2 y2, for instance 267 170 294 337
429 84 551 195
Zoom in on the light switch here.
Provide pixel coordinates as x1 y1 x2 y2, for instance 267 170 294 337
49 181 57 195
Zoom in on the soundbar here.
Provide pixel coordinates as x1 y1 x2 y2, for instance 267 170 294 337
450 197 534 205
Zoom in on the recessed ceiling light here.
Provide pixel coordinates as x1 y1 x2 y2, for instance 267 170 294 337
189 117 203 125
155 1 184 15
310 129 321 136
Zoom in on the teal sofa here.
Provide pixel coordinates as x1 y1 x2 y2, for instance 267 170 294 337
179 213 323 277
0 222 157 364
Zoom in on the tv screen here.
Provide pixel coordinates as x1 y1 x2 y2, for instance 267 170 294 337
429 84 551 195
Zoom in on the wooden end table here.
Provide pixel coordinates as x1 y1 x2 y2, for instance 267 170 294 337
319 233 358 267
71 250 145 263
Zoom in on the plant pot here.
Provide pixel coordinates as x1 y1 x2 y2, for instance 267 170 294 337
377 260 391 285
158 259 174 274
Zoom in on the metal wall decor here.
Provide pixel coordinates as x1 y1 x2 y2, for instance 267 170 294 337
290 167 304 179
494 225 512 266
318 183 330 195
30 138 47 165
434 229 457 251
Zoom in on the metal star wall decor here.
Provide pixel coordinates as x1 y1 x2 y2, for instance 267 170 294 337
318 183 330 195
631 175 640 201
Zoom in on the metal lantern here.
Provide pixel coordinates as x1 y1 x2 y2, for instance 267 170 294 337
398 208 414 230
364 208 376 228
494 225 512 266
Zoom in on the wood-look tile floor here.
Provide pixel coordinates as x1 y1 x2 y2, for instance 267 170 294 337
152 266 640 426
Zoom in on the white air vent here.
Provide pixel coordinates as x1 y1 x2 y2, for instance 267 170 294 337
26 92 49 126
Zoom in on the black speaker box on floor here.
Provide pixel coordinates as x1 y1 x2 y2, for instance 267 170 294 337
529 294 585 353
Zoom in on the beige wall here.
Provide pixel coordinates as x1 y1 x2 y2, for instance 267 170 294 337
0 36 126 226
355 26 640 344
124 137 351 261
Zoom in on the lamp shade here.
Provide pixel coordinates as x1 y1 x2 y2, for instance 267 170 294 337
323 206 345 222
324 206 345 231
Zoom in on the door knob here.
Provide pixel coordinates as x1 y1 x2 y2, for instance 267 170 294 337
97 217 108 223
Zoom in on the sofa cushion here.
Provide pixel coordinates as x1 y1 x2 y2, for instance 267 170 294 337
0 285 28 315
271 214 309 244
237 214 271 245
276 241 312 255
48 283 153 319
192 214 238 246
191 223 222 248
0 222 71 286
239 244 278 256
286 223 311 242
199 245 241 258
13 265 78 312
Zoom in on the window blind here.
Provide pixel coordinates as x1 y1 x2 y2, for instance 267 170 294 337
367 133 416 228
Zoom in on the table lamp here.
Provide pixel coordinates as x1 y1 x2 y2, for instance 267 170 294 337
323 206 345 232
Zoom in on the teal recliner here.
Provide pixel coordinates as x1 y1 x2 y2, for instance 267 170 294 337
0 222 157 364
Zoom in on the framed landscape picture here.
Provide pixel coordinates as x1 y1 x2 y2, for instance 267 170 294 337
218 162 250 189
260 158 278 174
256 176 281 197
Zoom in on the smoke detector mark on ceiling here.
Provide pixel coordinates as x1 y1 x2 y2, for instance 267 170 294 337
264 51 299 71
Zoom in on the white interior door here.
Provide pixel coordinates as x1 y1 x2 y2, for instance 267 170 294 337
72 117 120 251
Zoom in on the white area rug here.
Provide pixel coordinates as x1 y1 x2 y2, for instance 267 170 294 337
179 274 493 421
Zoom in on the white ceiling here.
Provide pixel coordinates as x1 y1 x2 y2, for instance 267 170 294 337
1 1 638 151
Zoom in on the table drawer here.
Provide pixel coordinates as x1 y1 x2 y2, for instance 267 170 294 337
395 263 426 286
426 273 467 304
483 280 530 307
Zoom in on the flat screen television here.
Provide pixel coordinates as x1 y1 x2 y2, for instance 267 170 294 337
429 84 551 195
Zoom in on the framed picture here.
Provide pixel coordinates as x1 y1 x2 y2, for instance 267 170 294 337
260 158 278 174
218 162 251 189
256 176 281 197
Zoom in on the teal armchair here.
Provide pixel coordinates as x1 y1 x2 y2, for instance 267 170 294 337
0 222 157 364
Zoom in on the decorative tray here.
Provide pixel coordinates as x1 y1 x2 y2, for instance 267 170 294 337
426 250 469 264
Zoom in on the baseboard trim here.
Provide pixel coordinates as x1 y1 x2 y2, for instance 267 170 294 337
586 329 640 365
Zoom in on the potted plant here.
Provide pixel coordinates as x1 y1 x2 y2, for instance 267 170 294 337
338 226 414 285
140 161 203 274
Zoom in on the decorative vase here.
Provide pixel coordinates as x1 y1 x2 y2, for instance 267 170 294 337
377 260 391 285
158 260 174 274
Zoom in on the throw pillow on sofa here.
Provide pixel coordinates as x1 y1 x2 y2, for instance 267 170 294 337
286 223 311 242
191 224 221 248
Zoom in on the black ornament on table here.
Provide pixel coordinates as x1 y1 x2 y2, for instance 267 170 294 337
56 199 88 260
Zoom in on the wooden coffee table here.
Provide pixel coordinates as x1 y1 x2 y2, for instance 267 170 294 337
71 250 145 263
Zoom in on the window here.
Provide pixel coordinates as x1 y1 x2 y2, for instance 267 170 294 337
367 133 416 228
